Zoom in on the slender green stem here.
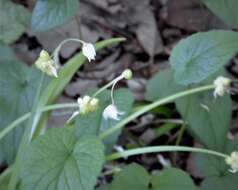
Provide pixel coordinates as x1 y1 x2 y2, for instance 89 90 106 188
100 84 215 139
175 123 186 145
106 146 228 161
0 103 77 142
92 77 120 99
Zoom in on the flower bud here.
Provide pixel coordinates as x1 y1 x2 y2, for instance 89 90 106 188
122 69 133 80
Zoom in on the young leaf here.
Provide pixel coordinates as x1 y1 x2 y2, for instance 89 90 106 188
201 0 238 29
21 128 105 190
31 0 79 31
0 46 48 164
170 30 238 85
0 0 30 44
151 167 198 190
108 163 150 190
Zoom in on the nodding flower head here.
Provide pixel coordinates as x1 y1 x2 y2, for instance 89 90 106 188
213 76 231 98
225 151 238 173
82 43 96 62
77 95 99 115
103 104 124 121
35 50 58 77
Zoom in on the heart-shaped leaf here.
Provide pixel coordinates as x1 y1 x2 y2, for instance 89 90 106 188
0 0 30 44
151 167 198 190
21 128 105 190
170 30 238 85
31 0 79 31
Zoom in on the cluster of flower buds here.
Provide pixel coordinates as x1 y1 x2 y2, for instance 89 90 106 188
213 76 231 98
225 151 238 173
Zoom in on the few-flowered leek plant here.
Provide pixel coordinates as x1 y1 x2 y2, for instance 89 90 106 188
2 34 238 190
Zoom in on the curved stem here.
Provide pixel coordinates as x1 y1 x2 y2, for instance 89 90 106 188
106 146 228 161
111 75 123 105
100 84 215 139
0 103 77 142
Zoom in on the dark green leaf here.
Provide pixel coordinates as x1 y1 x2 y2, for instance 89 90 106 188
151 167 198 190
176 92 231 151
201 0 238 28
170 30 238 85
109 163 150 190
21 128 105 190
0 0 30 44
31 0 79 31
0 46 48 164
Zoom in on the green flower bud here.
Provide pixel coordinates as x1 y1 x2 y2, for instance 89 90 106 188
122 69 133 80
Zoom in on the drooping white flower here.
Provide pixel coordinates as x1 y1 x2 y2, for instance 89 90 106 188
35 50 58 77
213 76 231 98
82 43 96 62
225 151 238 173
103 104 124 121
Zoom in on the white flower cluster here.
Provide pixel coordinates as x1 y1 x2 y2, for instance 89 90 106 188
213 76 231 98
35 50 58 77
68 96 99 122
225 151 238 173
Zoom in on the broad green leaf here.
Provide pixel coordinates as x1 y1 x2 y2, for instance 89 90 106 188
201 174 238 190
109 163 150 190
0 0 30 44
99 89 134 153
0 46 48 164
169 30 238 85
21 128 105 190
151 167 198 190
176 92 231 151
145 68 183 101
31 0 79 31
201 0 238 28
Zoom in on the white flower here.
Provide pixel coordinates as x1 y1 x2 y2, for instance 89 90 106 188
213 76 231 98
82 43 96 62
67 96 99 123
103 104 124 121
225 151 238 173
78 96 99 114
35 50 58 77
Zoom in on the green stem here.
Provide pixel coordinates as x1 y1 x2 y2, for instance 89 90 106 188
99 84 215 139
106 146 228 161
91 79 117 99
0 103 77 142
